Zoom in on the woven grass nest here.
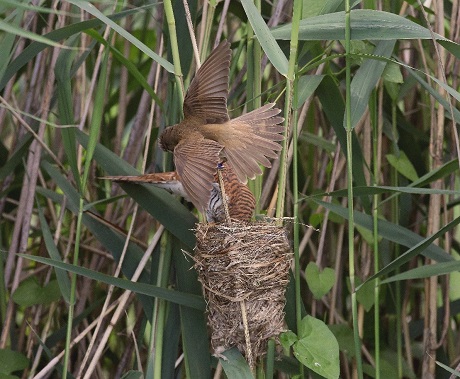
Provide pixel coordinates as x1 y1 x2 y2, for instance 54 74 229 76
193 220 292 367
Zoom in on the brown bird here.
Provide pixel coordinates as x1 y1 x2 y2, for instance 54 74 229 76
103 162 256 223
158 40 284 214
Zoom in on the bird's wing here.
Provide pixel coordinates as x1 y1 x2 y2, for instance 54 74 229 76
183 40 231 124
173 138 223 212
202 103 284 183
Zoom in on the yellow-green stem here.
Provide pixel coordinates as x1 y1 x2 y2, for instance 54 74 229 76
371 89 380 378
163 0 184 105
344 0 363 376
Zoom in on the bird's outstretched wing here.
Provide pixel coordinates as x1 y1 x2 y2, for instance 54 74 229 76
183 40 231 124
173 137 223 211
201 103 284 183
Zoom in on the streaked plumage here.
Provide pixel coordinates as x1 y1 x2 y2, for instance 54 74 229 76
103 163 255 223
158 40 284 214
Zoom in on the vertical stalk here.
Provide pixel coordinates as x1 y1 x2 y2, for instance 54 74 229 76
275 0 302 219
246 0 263 211
390 100 403 378
150 236 173 379
163 0 185 105
371 89 380 378
292 73 302 378
344 0 363 377
265 339 275 378
275 0 302 375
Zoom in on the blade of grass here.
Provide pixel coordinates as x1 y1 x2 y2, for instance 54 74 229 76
382 260 460 283
311 199 454 263
36 201 71 303
0 18 73 49
365 216 460 285
55 36 80 192
239 0 288 76
67 0 174 72
0 5 153 90
19 255 205 310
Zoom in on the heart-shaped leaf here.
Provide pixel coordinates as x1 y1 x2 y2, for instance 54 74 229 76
12 277 61 307
305 262 336 299
293 316 340 379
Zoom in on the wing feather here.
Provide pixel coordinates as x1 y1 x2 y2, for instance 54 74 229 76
183 40 231 124
173 138 223 211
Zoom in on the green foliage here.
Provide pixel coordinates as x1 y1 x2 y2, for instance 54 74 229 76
0 349 29 376
283 316 340 379
12 278 61 307
305 262 335 299
1 0 459 378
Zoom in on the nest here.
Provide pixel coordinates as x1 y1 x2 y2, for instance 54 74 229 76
193 220 292 367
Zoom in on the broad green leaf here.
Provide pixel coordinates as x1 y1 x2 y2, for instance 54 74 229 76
382 61 403 83
302 0 342 18
346 40 395 129
0 349 29 375
316 76 371 212
386 151 419 182
295 75 324 109
328 324 355 358
120 371 143 379
20 255 205 310
272 10 450 42
12 277 61 307
220 347 254 379
354 278 375 311
294 316 340 379
299 131 336 153
161 303 181 379
280 330 298 349
240 0 288 76
173 241 211 379
305 262 335 299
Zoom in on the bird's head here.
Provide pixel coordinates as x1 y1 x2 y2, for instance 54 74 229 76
158 126 178 152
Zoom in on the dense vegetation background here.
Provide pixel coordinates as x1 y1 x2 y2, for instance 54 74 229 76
0 0 459 378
